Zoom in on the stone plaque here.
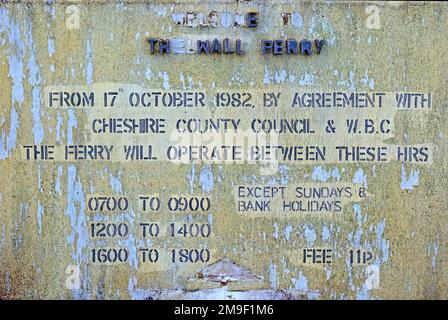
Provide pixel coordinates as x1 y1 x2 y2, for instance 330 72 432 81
0 0 447 300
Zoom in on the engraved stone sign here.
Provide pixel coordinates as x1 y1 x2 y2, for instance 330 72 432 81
0 0 447 300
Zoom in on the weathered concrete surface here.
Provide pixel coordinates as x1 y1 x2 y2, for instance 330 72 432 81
0 0 447 299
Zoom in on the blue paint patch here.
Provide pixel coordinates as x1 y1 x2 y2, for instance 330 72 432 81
274 69 287 84
187 163 196 193
109 172 123 193
356 285 371 300
6 11 25 105
432 239 438 268
376 219 389 262
308 15 336 46
145 66 153 80
299 72 315 86
65 165 90 298
269 262 278 289
199 166 213 193
311 166 341 182
291 12 303 28
0 106 19 160
47 37 55 56
0 8 23 159
263 65 272 85
37 167 43 192
325 267 332 281
67 110 77 144
37 203 44 238
55 111 63 143
284 224 293 241
278 164 289 184
352 204 363 247
116 208 138 269
348 71 356 91
303 224 316 245
361 69 375 90
159 71 170 90
353 168 367 188
66 165 88 261
207 213 213 225
311 166 331 182
331 167 341 180
322 225 331 242
273 223 279 240
0 224 5 249
292 271 308 291
25 19 45 145
55 165 63 195
400 164 419 190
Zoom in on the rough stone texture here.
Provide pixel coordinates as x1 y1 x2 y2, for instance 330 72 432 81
0 0 447 299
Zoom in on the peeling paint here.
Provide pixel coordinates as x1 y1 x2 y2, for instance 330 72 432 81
37 203 44 238
109 172 123 193
27 19 44 145
86 34 93 85
400 164 420 190
269 262 278 289
353 168 367 189
67 110 77 145
303 224 317 246
0 0 445 301
65 165 89 298
199 165 214 193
